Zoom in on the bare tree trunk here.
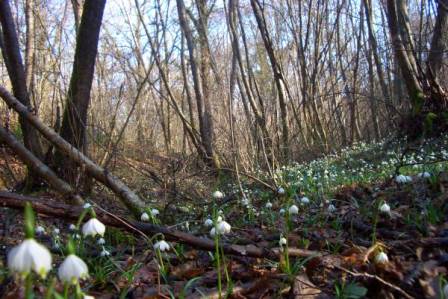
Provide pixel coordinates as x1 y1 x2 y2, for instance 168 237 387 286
428 0 448 78
56 0 106 184
0 85 146 215
0 0 44 189
385 0 424 113
250 0 289 160
175 0 219 168
364 0 391 116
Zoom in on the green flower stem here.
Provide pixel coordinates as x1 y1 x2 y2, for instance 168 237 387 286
25 273 33 299
63 282 69 299
214 233 222 299
44 278 56 299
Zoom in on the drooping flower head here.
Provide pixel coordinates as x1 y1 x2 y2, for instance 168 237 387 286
7 239 52 278
82 218 106 237
58 254 89 284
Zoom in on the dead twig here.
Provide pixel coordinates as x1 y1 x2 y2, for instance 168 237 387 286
333 265 414 299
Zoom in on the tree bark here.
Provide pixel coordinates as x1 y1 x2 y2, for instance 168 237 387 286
176 0 219 168
250 0 289 160
56 0 106 184
385 0 424 113
0 0 44 161
428 0 448 78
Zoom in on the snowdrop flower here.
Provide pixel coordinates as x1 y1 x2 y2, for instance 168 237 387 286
327 204 336 213
289 205 299 215
374 252 389 264
279 237 287 246
58 254 89 284
100 249 110 257
83 295 95 299
7 239 52 278
53 228 60 235
83 203 92 209
300 197 310 204
418 172 431 178
217 221 231 235
265 202 273 208
444 284 448 298
279 208 285 215
35 226 45 235
277 187 285 195
210 227 217 237
218 210 224 215
216 216 223 222
204 218 213 227
212 191 224 199
379 202 391 215
151 209 159 217
73 234 81 240
97 238 106 245
69 224 76 231
82 218 106 237
395 175 412 184
154 240 170 252
140 212 150 222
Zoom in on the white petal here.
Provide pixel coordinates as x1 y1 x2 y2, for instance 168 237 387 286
58 254 89 283
82 218 106 237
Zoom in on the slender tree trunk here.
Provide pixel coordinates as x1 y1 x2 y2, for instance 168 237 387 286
428 0 448 78
56 0 106 185
0 0 44 189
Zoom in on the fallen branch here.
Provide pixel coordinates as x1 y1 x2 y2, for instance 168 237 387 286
0 191 276 259
334 265 414 299
0 127 83 204
0 85 145 215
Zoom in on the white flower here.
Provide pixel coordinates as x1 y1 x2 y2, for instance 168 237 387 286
217 216 223 223
154 240 170 252
83 203 92 209
277 187 285 195
97 238 106 245
218 210 224 215
210 227 216 237
379 202 391 215
204 219 213 227
84 295 95 299
69 224 76 231
395 175 412 183
444 284 448 298
36 226 45 235
140 212 150 222
265 202 273 208
327 204 336 213
374 252 389 264
212 191 224 199
7 239 52 278
289 205 299 215
279 208 286 215
82 218 106 237
418 172 431 178
58 254 89 284
100 249 110 257
300 197 310 204
53 228 60 235
217 221 231 235
279 237 287 246
151 209 159 217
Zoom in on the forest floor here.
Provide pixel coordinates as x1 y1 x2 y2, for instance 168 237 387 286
0 137 448 298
